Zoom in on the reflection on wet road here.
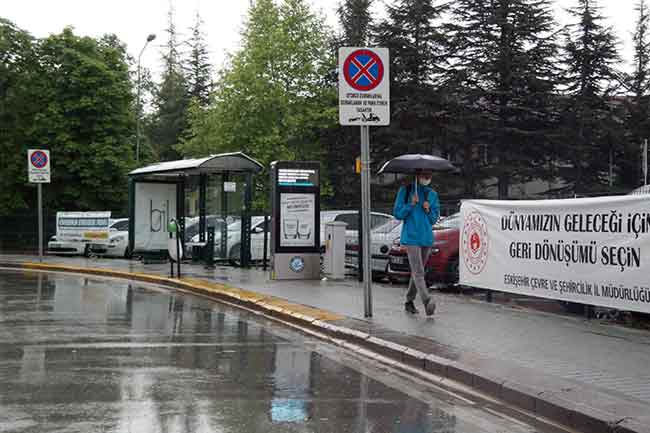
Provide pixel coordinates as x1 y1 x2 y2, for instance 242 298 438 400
0 270 568 433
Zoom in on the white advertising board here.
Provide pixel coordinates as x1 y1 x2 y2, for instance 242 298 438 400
280 193 316 248
338 47 389 126
460 195 650 313
56 211 111 241
134 183 177 251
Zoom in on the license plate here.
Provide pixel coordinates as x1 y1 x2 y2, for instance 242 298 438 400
391 256 407 265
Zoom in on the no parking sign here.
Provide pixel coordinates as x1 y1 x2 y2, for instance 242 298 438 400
28 149 51 183
338 47 389 126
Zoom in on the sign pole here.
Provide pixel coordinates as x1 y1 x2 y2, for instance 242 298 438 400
360 125 372 317
38 183 43 262
338 46 388 318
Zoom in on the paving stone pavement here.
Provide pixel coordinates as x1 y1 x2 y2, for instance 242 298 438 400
3 254 650 406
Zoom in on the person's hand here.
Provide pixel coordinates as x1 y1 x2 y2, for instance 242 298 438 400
423 201 430 213
411 194 419 206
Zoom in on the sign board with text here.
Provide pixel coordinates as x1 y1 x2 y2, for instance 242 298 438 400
460 196 650 313
55 211 111 242
338 47 389 126
28 149 51 183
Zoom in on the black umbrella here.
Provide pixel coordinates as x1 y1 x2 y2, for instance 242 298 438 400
377 154 456 174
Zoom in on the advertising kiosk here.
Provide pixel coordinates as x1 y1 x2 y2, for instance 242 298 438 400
270 161 321 280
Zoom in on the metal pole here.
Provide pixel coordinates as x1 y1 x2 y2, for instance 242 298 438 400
136 58 141 163
643 138 648 185
360 125 372 317
38 183 43 262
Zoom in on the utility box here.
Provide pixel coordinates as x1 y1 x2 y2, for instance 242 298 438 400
323 221 347 280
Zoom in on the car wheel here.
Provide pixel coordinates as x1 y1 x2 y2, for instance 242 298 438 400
229 244 241 267
124 246 131 259
445 257 460 291
84 245 90 257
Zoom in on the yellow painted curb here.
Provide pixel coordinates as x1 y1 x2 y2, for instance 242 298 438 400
20 262 343 322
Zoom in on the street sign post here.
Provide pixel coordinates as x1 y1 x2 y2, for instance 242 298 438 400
28 149 51 262
339 47 389 318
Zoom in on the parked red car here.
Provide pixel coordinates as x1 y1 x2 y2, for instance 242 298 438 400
387 213 460 287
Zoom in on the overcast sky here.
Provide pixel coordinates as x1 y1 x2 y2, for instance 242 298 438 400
1 0 640 77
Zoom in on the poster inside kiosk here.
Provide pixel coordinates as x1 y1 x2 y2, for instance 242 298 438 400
460 195 650 314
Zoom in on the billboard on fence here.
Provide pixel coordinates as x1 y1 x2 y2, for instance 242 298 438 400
460 195 650 313
56 212 111 241
134 183 177 251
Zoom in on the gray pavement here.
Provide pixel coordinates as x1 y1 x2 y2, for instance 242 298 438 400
0 269 570 433
2 254 650 410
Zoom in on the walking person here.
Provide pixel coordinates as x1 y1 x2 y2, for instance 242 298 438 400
393 170 440 316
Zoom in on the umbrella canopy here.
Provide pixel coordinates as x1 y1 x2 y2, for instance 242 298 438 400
377 154 456 174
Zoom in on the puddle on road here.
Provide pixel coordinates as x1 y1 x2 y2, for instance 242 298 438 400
0 270 561 433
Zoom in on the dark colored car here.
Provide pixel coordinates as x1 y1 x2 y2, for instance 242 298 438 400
387 213 460 287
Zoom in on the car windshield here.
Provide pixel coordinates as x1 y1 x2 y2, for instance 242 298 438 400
434 214 460 230
374 218 401 234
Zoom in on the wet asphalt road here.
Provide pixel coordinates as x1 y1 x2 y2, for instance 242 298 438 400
0 270 571 433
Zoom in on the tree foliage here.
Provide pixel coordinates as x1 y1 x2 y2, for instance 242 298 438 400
148 5 190 162
178 0 336 209
559 0 622 192
445 0 561 198
185 11 213 107
0 21 136 213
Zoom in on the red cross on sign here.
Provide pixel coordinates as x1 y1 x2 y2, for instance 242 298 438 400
343 49 384 92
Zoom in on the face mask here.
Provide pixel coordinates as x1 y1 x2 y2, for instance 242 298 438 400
418 177 431 186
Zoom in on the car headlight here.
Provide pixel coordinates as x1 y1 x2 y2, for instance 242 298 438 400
110 235 126 244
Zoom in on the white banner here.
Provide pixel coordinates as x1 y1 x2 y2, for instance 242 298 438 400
134 183 177 251
460 196 650 313
56 212 111 241
280 193 315 247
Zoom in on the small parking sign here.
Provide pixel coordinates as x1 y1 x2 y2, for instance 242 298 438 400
28 149 51 183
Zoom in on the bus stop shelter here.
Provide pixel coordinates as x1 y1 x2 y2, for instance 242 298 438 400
127 152 263 267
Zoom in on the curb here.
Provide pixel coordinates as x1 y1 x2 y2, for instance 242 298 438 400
3 261 648 433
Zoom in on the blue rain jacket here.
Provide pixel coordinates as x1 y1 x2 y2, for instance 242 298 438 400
393 185 440 247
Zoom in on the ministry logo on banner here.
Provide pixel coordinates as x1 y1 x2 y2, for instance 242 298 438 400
462 210 490 275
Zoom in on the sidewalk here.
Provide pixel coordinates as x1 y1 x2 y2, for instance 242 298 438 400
2 254 649 432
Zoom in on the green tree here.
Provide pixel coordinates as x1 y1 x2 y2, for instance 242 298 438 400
622 0 650 188
0 18 40 212
185 11 213 107
178 0 336 209
559 0 621 193
149 5 190 161
337 0 373 46
323 0 375 208
445 0 561 198
373 0 450 188
1 23 135 213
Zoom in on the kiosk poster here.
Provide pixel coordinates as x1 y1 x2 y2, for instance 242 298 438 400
280 193 315 247
460 195 650 314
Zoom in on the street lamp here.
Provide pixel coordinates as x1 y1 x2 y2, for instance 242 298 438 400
136 33 156 163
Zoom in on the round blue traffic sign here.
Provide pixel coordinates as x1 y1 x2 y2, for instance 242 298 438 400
30 150 48 169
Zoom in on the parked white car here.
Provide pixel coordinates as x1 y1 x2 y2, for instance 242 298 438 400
345 218 402 277
188 211 393 266
47 235 88 256
189 216 270 265
88 219 130 258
